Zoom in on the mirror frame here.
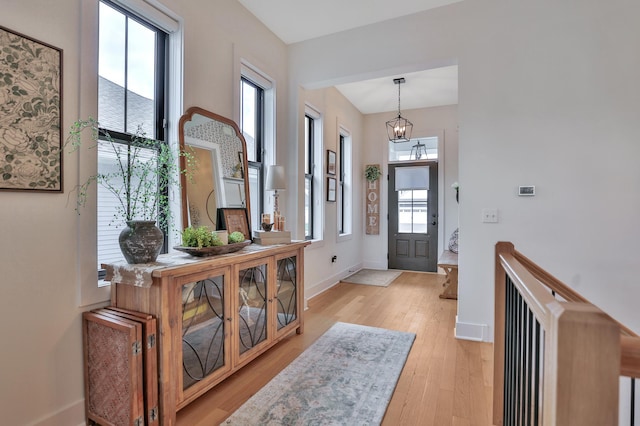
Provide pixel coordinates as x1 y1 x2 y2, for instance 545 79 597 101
179 106 252 232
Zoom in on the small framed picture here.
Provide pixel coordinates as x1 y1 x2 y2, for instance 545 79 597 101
217 208 250 239
327 177 336 202
327 150 336 175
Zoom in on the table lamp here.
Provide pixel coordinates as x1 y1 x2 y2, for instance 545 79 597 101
266 165 286 215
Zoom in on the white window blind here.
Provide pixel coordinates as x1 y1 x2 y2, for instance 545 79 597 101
395 166 429 191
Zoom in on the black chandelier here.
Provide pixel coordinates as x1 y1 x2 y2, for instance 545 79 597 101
386 77 413 143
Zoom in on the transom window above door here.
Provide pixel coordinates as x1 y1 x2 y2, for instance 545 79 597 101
389 137 437 162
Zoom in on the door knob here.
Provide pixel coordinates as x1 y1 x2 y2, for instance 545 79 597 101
431 221 437 226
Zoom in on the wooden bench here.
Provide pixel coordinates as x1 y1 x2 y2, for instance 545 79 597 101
438 250 458 300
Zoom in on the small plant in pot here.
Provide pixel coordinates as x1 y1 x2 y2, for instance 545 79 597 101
67 118 194 264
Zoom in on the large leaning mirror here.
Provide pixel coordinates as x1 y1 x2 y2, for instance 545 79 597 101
179 107 251 232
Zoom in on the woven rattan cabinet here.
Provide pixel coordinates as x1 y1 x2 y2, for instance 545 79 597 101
104 242 307 425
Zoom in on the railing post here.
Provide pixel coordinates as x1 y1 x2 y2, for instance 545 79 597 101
544 302 620 425
493 242 514 426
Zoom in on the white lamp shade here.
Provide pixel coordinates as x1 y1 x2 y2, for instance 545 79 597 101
266 165 286 191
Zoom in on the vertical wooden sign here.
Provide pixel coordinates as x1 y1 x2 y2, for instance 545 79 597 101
365 164 380 235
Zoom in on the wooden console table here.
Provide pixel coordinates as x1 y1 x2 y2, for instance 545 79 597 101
103 241 308 425
438 250 458 300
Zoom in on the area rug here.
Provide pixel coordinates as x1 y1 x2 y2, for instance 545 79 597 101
341 269 403 287
223 322 415 425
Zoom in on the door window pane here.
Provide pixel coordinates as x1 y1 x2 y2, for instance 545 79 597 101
397 189 428 234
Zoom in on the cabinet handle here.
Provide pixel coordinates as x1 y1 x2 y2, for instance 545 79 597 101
226 317 232 322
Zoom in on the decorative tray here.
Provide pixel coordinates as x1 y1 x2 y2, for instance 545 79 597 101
173 240 252 257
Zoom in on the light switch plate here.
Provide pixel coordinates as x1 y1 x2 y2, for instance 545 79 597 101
482 208 498 223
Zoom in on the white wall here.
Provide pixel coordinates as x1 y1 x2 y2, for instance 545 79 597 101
458 0 640 339
0 0 289 424
1 1 85 425
290 0 640 342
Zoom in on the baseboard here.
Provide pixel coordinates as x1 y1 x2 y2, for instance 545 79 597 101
343 262 364 277
362 259 387 270
28 398 84 426
304 263 362 307
455 316 491 342
305 277 339 306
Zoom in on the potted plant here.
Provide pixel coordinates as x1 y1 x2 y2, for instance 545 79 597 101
67 118 194 264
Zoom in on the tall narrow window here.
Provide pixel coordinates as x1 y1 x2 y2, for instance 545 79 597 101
97 0 168 270
304 115 314 240
304 106 323 241
240 77 264 231
338 131 352 236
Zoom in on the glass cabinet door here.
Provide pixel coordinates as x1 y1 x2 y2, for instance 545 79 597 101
181 274 226 390
276 255 298 331
237 263 269 355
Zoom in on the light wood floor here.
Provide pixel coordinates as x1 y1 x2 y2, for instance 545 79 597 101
177 272 494 425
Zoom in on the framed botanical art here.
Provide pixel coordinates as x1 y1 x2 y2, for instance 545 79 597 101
327 177 336 202
327 150 336 175
0 26 63 192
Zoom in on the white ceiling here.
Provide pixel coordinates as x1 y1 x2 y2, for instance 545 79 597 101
237 0 462 45
335 66 458 115
237 0 460 114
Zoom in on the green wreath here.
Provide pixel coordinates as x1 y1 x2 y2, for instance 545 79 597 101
365 165 382 182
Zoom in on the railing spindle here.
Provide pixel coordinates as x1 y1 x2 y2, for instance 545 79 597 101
505 276 514 424
631 377 635 426
526 307 533 426
534 321 541 426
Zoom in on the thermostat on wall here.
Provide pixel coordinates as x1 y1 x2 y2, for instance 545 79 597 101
518 185 535 196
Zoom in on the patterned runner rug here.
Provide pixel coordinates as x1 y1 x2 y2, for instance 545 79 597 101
223 322 415 425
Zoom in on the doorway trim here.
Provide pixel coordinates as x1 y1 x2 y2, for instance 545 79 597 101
385 129 446 264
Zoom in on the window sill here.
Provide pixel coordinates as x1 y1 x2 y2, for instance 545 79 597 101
337 233 353 243
305 238 325 250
